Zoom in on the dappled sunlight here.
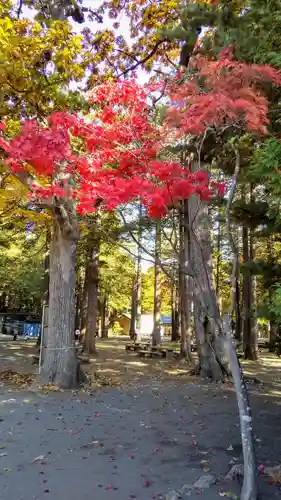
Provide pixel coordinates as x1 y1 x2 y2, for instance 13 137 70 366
164 368 190 376
123 360 147 367
95 368 122 375
0 398 16 405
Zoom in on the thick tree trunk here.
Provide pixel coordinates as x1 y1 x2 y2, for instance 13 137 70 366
152 220 161 346
83 231 99 356
188 181 228 380
39 215 80 389
242 225 258 360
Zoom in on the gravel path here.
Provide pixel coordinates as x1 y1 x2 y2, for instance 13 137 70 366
0 378 280 500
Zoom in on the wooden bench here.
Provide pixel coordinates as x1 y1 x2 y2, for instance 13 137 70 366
125 342 150 352
138 348 175 359
138 349 164 358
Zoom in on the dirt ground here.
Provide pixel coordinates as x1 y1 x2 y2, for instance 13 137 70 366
0 336 281 499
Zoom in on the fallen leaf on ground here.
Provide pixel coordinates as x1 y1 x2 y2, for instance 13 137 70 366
0 370 34 388
32 455 45 463
219 493 238 499
143 481 151 487
264 465 281 483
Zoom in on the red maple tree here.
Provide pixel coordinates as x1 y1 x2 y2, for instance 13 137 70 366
0 80 220 218
0 49 280 219
165 46 281 136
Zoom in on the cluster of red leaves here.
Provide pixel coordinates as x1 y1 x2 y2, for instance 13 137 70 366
166 46 281 135
1 49 280 218
0 80 221 217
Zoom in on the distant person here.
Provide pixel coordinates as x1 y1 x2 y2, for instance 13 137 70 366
13 328 18 341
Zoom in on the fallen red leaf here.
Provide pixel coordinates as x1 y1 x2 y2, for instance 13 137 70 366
106 484 114 490
143 481 151 487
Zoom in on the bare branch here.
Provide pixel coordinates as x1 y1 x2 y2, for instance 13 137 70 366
17 0 23 18
117 40 164 78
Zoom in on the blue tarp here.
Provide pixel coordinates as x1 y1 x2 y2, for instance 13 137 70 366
23 323 40 338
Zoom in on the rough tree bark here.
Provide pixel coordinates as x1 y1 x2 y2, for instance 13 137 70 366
39 207 80 389
188 168 228 380
83 226 100 356
152 219 161 345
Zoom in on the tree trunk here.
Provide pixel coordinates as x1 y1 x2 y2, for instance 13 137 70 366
80 264 89 333
129 277 137 340
242 225 258 360
215 218 221 298
225 150 257 500
39 214 80 389
101 296 108 338
269 321 277 351
83 229 99 356
179 202 193 361
135 211 142 342
43 228 50 304
224 327 258 500
74 291 81 331
188 178 228 380
250 228 258 357
129 204 142 342
235 273 242 342
171 283 180 341
152 219 161 346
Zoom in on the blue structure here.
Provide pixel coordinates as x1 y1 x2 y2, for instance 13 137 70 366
160 316 172 325
23 323 40 338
